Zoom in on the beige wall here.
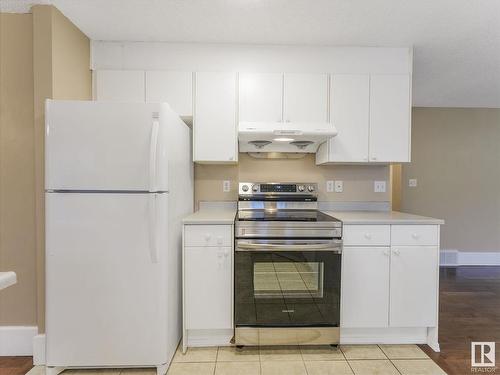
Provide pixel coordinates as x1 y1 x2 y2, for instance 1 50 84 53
0 13 37 325
401 108 500 252
195 153 390 208
0 6 90 329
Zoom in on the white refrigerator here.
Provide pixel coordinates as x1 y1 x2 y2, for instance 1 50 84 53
45 100 193 375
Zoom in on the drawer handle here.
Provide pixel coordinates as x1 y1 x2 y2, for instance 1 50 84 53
205 233 211 241
217 236 223 245
412 233 420 239
364 233 372 239
393 249 400 256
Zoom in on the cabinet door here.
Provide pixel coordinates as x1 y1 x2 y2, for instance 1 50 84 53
327 75 369 162
341 247 390 327
95 70 145 102
185 246 232 330
239 73 283 122
194 72 237 163
283 73 328 123
369 75 411 162
390 246 438 327
145 71 193 117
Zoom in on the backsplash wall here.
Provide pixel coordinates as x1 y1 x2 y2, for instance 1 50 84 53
194 153 390 209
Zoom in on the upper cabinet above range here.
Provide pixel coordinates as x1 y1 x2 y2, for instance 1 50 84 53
316 74 411 164
238 73 329 125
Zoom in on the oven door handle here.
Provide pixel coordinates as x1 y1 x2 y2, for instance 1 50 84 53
236 242 342 253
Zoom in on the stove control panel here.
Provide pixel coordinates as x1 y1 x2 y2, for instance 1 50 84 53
239 182 318 196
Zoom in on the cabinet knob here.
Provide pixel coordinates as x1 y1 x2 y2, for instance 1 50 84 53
412 233 420 239
224 248 229 257
217 236 223 245
364 233 372 239
383 249 390 256
393 249 400 256
204 233 211 241
371 156 377 161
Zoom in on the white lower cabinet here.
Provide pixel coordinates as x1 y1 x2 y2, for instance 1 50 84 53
183 223 233 349
184 246 232 329
342 247 390 327
389 246 438 327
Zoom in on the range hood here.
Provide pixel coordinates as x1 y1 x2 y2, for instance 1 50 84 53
239 122 338 153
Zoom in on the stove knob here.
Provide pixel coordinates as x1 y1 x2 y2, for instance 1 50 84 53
252 185 259 192
298 185 305 192
242 185 249 192
307 185 315 192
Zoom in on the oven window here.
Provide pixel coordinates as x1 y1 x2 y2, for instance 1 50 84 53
253 261 324 299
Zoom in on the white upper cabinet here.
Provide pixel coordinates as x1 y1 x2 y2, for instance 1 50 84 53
319 75 370 163
194 72 238 163
145 71 193 117
369 74 411 163
94 70 145 102
316 73 411 164
283 73 329 123
239 73 283 123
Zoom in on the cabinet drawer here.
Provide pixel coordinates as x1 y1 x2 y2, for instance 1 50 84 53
343 225 391 246
391 225 438 246
184 225 232 247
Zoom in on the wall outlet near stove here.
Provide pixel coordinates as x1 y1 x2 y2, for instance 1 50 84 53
408 178 418 187
326 180 334 193
374 180 386 193
334 180 344 193
223 180 231 192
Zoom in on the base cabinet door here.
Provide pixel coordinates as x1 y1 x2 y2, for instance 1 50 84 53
389 246 438 327
341 246 390 327
185 246 232 330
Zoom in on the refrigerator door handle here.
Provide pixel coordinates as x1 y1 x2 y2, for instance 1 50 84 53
149 115 160 192
148 194 159 263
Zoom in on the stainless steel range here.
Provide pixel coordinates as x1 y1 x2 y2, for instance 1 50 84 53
234 182 342 346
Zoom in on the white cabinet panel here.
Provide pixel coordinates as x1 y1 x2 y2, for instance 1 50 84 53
343 225 391 246
342 247 390 327
239 73 283 122
391 225 439 246
327 75 369 162
194 72 237 163
283 73 328 123
184 225 232 247
184 245 232 330
95 70 145 102
145 71 193 116
369 75 411 162
390 246 438 327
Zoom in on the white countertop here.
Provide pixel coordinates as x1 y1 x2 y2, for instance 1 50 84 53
0 272 17 291
322 210 444 225
183 208 236 225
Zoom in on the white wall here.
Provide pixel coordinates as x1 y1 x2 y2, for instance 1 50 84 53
91 42 412 74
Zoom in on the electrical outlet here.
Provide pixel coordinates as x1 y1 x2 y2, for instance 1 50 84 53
374 180 386 193
335 180 344 193
408 178 417 187
326 180 334 193
223 180 231 192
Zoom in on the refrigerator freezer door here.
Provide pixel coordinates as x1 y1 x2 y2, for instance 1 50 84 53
45 192 169 367
45 100 170 192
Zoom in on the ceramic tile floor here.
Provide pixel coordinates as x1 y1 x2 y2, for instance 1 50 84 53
26 344 448 375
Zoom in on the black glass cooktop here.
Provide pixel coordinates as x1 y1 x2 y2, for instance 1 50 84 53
238 210 340 222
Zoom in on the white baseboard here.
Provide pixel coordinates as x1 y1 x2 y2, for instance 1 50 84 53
440 249 500 266
186 329 233 347
33 334 46 365
340 327 428 345
0 326 37 356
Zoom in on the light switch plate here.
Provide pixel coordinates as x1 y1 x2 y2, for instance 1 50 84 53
334 180 344 193
409 178 417 187
374 180 386 193
223 180 231 192
326 180 334 193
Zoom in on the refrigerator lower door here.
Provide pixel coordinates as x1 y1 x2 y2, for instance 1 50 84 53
46 192 170 368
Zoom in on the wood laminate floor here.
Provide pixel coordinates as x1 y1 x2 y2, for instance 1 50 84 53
2 266 499 375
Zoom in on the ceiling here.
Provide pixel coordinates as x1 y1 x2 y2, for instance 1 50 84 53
2 0 499 107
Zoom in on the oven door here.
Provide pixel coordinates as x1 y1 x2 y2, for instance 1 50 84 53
235 239 341 328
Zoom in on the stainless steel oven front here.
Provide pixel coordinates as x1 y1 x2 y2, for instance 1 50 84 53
234 238 342 346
